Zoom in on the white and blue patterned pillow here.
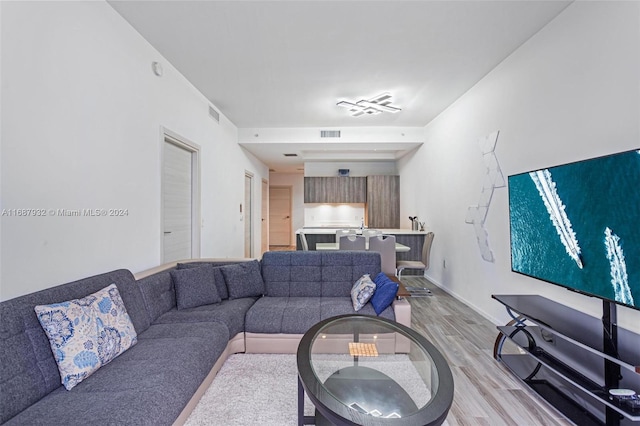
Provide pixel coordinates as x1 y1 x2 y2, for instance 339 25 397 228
34 284 137 390
350 274 377 311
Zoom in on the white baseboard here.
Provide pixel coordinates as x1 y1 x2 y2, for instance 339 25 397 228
424 273 504 326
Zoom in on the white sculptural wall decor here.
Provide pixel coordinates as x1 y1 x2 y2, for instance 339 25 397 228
465 130 505 262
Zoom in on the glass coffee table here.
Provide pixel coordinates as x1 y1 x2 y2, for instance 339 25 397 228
297 314 454 425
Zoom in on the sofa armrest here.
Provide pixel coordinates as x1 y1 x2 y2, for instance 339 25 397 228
392 298 411 328
134 258 253 279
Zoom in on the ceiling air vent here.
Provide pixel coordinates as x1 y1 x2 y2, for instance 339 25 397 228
283 153 298 157
320 130 341 138
208 106 220 123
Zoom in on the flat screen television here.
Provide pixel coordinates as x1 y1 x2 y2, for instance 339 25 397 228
508 149 640 311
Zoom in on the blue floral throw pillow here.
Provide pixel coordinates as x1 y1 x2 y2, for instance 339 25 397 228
34 284 137 390
350 274 376 311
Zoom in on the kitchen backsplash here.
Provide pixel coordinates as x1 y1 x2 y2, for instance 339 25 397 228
304 203 365 227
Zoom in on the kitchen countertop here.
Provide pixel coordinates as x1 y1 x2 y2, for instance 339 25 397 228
315 242 411 252
297 228 427 235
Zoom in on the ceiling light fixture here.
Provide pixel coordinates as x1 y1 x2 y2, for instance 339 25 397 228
337 93 402 117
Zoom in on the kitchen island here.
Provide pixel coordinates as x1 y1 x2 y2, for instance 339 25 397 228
296 228 428 273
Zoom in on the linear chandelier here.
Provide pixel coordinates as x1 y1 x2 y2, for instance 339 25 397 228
336 93 402 117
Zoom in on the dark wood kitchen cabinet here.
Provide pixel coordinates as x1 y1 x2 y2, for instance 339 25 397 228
367 175 400 228
304 177 367 203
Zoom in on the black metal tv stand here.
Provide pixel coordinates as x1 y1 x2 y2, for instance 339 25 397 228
492 294 640 426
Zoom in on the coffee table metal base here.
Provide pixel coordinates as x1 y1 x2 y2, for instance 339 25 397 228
299 377 316 425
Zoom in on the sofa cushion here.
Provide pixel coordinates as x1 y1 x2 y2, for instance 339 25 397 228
34 284 138 390
171 265 221 310
371 273 400 315
220 261 265 299
136 261 256 323
245 295 395 335
0 269 146 424
261 251 323 296
136 270 176 326
177 262 229 300
3 321 229 426
245 297 321 334
321 251 381 296
260 251 381 297
350 274 376 312
154 297 257 337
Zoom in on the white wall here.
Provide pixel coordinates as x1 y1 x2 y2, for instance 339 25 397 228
0 1 268 301
398 1 640 331
268 172 304 246
0 2 3 293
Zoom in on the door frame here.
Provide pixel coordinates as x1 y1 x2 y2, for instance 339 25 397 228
244 171 254 258
160 127 201 262
261 178 269 255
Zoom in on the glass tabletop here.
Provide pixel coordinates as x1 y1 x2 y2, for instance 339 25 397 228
297 315 454 425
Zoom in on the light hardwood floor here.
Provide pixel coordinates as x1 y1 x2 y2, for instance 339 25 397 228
402 276 573 426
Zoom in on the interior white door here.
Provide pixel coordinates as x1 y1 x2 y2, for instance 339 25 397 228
163 141 193 262
269 186 292 246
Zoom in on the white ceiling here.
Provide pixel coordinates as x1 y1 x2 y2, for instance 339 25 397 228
108 0 571 172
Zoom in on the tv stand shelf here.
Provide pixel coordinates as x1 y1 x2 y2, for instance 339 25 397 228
493 294 640 425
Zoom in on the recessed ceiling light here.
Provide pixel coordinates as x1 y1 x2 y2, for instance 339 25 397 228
337 92 402 117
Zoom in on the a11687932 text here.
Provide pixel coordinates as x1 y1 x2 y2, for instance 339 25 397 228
1 208 129 217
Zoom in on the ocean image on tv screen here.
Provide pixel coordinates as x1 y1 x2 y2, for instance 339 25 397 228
509 149 640 310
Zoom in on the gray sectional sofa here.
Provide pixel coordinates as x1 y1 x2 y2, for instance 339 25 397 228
0 251 410 425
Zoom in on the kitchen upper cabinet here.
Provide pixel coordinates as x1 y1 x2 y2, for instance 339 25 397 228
367 175 400 228
339 177 367 203
304 177 330 203
304 177 367 203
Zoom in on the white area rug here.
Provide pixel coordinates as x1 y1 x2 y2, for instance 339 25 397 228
185 354 311 425
185 353 435 426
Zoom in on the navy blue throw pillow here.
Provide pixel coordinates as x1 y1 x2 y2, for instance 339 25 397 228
371 272 399 315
